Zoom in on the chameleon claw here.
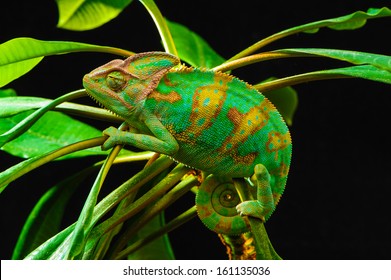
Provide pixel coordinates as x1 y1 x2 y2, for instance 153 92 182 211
236 200 267 222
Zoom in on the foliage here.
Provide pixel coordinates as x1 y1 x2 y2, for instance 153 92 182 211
0 1 390 259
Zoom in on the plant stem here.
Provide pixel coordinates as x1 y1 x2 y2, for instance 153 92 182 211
138 0 178 56
213 51 312 72
233 179 281 260
89 156 174 227
112 174 198 259
67 142 123 259
0 89 86 147
114 206 197 259
103 164 191 257
254 71 348 92
0 137 106 192
226 9 386 61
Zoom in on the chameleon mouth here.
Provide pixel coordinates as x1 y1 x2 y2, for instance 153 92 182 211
82 75 121 118
84 88 122 121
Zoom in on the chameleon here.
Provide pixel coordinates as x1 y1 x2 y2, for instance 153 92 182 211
82 51 292 235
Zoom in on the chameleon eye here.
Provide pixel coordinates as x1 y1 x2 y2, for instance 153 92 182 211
106 71 126 91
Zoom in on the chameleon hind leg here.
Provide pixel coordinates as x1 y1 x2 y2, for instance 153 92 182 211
236 164 275 222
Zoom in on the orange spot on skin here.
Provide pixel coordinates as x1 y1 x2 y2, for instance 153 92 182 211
219 98 275 165
270 161 290 178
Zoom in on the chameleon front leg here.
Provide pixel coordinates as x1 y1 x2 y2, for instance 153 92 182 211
236 164 275 222
101 114 179 155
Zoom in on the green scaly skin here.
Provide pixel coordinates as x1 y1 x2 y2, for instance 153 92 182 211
83 52 292 235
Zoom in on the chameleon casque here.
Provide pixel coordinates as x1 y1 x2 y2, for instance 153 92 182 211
83 52 292 237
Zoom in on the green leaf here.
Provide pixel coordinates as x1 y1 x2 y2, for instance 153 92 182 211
0 96 122 125
255 65 391 93
278 48 391 71
0 37 132 87
285 6 391 40
262 80 298 126
166 20 225 68
0 57 43 88
320 65 391 84
0 110 106 159
307 7 391 32
0 97 58 117
56 0 133 31
24 225 76 260
230 7 391 60
0 137 105 194
127 213 175 260
12 169 92 259
0 88 17 97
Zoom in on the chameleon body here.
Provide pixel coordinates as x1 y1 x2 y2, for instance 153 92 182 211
83 52 292 235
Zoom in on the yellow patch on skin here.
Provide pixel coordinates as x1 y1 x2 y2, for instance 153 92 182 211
218 99 274 165
148 89 182 103
175 77 229 144
266 131 291 160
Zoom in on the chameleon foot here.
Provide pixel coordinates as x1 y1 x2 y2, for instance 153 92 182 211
236 164 274 222
102 126 123 150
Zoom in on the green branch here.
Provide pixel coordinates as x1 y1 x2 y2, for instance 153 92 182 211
138 0 178 56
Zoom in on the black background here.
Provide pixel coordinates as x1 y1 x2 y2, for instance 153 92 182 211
1 0 390 260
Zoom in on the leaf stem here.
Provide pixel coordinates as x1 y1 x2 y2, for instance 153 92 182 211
67 142 123 259
0 89 87 147
233 179 281 260
213 51 313 72
138 0 178 56
254 71 349 92
101 164 191 257
112 174 197 259
90 156 174 226
114 206 197 259
0 136 106 193
227 7 391 61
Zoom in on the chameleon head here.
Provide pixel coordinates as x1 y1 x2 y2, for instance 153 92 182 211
83 52 180 118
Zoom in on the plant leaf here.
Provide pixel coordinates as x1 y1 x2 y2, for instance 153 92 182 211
230 7 391 60
127 213 175 260
0 37 132 87
320 65 391 84
24 225 76 260
166 20 225 68
0 97 60 117
0 88 17 97
262 80 298 126
0 96 121 123
278 48 391 71
306 7 391 33
12 169 93 259
255 65 391 93
0 110 106 159
0 57 43 88
56 0 133 31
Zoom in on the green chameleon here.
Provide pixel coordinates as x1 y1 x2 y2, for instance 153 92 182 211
83 52 292 235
